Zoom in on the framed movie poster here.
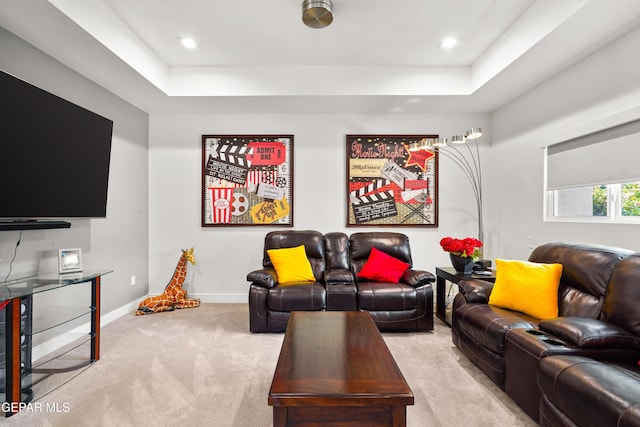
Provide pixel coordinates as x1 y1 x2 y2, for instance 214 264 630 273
346 134 438 227
202 135 293 226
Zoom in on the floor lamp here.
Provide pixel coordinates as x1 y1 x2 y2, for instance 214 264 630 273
420 128 485 258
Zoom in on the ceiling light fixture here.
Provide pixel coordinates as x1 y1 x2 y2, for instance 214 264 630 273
179 37 197 50
302 0 334 29
440 37 458 50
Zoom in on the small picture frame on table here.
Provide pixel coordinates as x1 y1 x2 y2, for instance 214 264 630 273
58 248 83 274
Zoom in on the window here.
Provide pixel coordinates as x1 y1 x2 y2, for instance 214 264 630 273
621 182 640 216
545 119 640 223
549 182 640 221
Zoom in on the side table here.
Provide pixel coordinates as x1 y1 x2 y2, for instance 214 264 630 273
435 267 496 327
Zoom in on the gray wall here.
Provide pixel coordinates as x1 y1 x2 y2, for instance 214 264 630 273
486 25 640 260
0 27 149 315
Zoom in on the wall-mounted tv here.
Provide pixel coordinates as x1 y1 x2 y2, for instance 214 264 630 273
0 69 113 220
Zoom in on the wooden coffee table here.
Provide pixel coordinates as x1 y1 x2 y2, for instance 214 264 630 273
269 311 414 426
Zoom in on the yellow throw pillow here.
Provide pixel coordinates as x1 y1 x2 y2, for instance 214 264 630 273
488 259 563 320
266 245 316 285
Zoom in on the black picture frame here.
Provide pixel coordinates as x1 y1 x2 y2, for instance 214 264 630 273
346 134 438 227
202 135 294 227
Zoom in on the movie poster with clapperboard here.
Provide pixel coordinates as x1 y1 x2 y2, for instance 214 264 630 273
346 135 438 227
201 135 294 226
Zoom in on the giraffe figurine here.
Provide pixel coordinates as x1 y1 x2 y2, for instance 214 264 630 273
135 247 201 315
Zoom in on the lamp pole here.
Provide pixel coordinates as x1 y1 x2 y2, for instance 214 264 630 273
429 129 484 256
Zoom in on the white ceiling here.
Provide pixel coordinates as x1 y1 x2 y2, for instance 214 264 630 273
1 0 640 113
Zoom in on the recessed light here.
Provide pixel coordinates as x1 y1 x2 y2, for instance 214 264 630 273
440 37 458 50
179 37 197 49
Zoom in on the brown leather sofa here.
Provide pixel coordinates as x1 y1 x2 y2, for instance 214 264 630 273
247 230 434 332
452 243 640 423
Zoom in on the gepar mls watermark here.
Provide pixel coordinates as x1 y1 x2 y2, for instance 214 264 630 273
2 401 70 413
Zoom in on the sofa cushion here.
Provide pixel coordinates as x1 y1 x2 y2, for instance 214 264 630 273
538 355 640 427
267 282 326 312
357 282 416 311
454 303 538 355
263 230 327 284
603 254 640 336
488 259 562 320
529 243 633 318
349 232 413 274
267 245 316 284
356 247 409 283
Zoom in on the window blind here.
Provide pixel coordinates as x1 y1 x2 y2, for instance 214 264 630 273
547 119 640 190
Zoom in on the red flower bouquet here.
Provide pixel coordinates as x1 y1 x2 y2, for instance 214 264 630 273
440 237 483 261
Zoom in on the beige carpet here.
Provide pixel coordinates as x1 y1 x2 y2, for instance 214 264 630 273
4 304 536 426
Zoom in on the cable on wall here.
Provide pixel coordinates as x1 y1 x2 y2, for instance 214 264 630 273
3 229 23 283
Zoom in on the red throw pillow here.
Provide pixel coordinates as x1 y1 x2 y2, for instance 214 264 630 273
357 247 410 283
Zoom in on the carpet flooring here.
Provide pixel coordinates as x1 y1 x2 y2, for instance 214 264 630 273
4 304 536 426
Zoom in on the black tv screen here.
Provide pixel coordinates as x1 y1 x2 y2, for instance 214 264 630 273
0 69 113 219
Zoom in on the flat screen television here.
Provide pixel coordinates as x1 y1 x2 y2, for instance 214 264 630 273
0 69 113 221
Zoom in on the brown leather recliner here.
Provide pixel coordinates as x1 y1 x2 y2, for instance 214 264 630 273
246 230 435 332
538 355 640 427
247 230 328 332
452 243 640 422
537 253 640 427
348 232 434 331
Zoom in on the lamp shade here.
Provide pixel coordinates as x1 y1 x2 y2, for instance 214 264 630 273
433 138 447 147
451 135 466 144
419 138 434 149
409 142 421 152
465 128 483 139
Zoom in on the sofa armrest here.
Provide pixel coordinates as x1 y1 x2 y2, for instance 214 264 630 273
324 268 354 286
325 270 357 311
402 269 435 288
246 268 278 289
457 278 495 304
539 317 640 350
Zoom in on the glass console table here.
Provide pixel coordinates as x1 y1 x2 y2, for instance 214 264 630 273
0 270 111 417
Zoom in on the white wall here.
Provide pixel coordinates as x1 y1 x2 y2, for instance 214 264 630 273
149 113 490 302
487 26 640 259
0 27 150 314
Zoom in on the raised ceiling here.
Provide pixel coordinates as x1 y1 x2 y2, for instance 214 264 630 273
1 0 640 113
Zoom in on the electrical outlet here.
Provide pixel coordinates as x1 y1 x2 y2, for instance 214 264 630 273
527 236 535 249
130 275 136 286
